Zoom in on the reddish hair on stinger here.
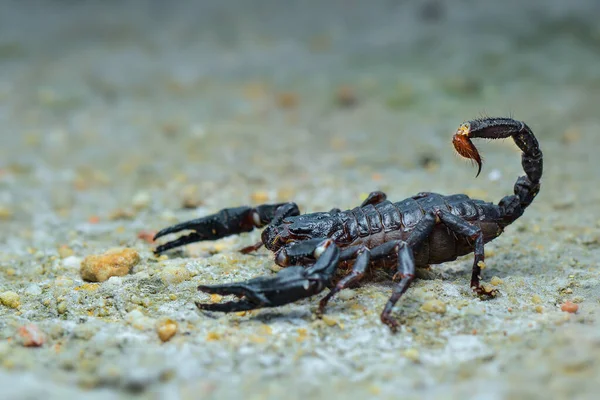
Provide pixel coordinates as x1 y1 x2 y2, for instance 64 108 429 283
452 122 483 177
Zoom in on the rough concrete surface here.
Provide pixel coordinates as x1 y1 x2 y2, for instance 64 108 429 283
1 1 600 399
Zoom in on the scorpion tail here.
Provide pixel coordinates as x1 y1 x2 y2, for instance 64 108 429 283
452 117 543 224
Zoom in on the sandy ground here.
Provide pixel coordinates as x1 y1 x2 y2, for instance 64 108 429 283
1 1 600 399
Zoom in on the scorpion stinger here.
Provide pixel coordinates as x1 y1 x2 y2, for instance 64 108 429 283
154 118 543 333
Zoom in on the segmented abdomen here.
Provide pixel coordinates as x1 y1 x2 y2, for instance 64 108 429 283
338 193 501 266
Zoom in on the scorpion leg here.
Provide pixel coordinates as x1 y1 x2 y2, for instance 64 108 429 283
380 241 416 332
380 212 437 331
318 245 370 314
153 202 299 254
436 211 496 298
360 191 387 207
196 239 340 313
319 239 415 316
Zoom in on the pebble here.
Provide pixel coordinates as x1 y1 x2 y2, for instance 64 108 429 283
57 245 74 258
24 284 42 296
403 348 420 362
126 309 155 331
421 299 447 314
0 291 20 308
276 92 298 109
18 324 45 347
560 301 578 314
490 276 503 286
335 85 358 107
63 255 82 269
160 265 192 285
131 191 151 210
57 301 68 314
487 169 502 181
137 230 156 244
0 206 13 220
338 289 356 301
156 319 178 342
80 248 140 282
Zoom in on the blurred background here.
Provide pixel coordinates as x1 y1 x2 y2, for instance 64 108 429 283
2 0 599 217
1 1 600 398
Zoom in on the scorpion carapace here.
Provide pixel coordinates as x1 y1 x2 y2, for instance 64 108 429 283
154 117 543 332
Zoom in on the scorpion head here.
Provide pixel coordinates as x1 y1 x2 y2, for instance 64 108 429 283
262 212 339 261
261 222 293 252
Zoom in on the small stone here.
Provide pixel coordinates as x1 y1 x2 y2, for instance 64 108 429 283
560 301 578 314
0 291 20 308
126 309 154 330
18 324 45 347
338 289 356 301
24 284 42 296
531 295 542 304
57 245 74 259
561 127 581 144
137 230 156 244
403 348 420 362
156 319 178 342
131 191 151 210
105 276 123 287
180 185 203 209
80 248 140 282
160 265 191 285
0 206 13 220
108 208 135 220
335 85 358 107
421 299 447 314
490 276 503 286
487 169 502 181
535 305 544 313
54 276 74 287
251 190 270 203
62 256 82 269
57 301 68 314
0 291 21 308
276 92 298 109
322 315 340 327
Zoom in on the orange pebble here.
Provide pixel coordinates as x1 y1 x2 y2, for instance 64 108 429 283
560 301 578 313
137 230 157 243
18 324 46 347
88 216 100 224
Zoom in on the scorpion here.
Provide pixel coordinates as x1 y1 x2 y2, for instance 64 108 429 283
153 117 542 331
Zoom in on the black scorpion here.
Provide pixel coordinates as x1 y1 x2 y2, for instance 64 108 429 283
154 117 543 331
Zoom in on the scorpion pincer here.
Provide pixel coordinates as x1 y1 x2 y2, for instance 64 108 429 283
153 117 543 332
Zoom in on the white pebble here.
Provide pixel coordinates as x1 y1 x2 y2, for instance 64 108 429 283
105 276 123 287
62 256 82 269
132 191 151 210
25 284 42 296
488 169 502 181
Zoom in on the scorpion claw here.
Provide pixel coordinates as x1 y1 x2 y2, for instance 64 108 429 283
195 299 258 313
195 240 340 314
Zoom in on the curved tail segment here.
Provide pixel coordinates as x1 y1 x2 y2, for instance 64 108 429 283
452 117 543 224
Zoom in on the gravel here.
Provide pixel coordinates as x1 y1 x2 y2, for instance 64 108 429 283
1 1 600 399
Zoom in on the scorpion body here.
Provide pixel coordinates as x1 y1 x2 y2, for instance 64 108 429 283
154 117 543 331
